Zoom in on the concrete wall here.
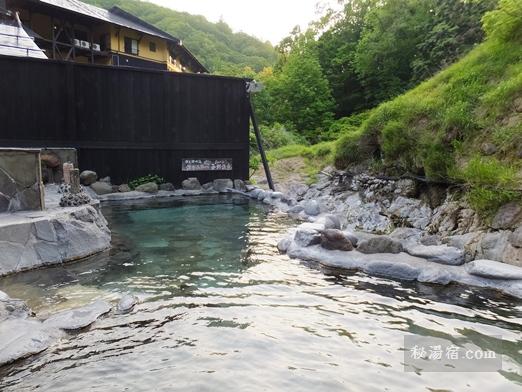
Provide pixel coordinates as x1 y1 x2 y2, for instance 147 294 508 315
0 149 44 213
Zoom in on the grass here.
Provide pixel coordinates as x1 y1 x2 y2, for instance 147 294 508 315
332 37 522 215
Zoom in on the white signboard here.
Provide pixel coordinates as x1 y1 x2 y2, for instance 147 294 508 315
182 158 233 172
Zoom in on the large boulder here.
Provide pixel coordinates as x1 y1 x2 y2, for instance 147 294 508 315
491 202 522 230
213 179 233 192
406 244 465 266
358 236 403 254
467 259 522 280
90 181 113 195
80 170 97 186
182 177 202 190
320 229 353 251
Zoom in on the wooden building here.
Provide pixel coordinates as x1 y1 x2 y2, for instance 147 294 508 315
3 0 207 72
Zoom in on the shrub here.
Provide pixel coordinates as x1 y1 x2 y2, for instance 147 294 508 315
129 174 165 190
454 156 520 215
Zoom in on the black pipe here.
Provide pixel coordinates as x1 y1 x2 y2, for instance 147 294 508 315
248 95 275 191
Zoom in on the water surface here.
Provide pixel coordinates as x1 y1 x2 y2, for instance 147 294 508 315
0 196 521 391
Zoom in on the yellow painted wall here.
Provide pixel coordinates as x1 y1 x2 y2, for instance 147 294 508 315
110 26 169 64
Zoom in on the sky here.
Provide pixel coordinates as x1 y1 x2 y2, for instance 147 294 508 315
148 0 339 45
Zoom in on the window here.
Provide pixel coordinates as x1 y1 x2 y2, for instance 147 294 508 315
124 37 138 55
149 42 156 52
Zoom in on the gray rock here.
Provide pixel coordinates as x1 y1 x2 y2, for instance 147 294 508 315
118 184 131 193
0 295 31 321
0 319 57 367
271 192 284 199
277 238 292 253
182 178 202 190
358 236 403 254
387 196 432 230
304 200 321 216
288 205 304 214
491 202 522 230
213 179 233 192
343 231 359 247
395 178 417 197
90 181 113 195
406 244 464 266
365 261 420 281
34 219 57 242
202 182 214 191
294 228 322 247
135 182 159 194
316 214 341 230
389 227 423 243
320 229 353 251
43 300 111 330
510 227 522 248
116 295 138 313
234 179 247 192
481 143 497 156
257 190 267 201
99 176 111 184
79 170 97 186
467 259 522 280
159 183 175 192
420 235 441 246
245 185 256 192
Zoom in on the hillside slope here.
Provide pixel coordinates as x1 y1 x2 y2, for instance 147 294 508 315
333 0 522 215
84 0 277 73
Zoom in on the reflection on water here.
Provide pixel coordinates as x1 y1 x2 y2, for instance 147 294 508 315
0 195 521 391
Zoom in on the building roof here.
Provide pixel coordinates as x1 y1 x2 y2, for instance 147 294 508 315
31 0 208 72
0 19 47 58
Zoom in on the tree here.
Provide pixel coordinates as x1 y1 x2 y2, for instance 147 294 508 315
270 39 335 142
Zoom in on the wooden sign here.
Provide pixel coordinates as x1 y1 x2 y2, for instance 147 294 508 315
182 158 233 171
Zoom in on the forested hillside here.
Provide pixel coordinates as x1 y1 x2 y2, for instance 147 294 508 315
251 0 521 216
83 0 277 73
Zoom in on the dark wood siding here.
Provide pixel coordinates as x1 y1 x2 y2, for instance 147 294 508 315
0 55 250 185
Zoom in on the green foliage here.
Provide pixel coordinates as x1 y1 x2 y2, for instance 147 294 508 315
129 174 165 190
269 40 335 142
83 0 277 73
483 0 522 41
454 157 520 215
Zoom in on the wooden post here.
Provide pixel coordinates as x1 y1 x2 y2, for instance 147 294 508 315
248 95 275 191
70 168 81 194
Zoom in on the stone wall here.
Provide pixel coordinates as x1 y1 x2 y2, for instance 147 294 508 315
0 149 44 213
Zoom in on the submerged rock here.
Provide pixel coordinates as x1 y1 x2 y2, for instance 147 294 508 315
406 244 464 266
357 236 403 254
320 229 353 251
43 300 111 330
467 259 522 280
